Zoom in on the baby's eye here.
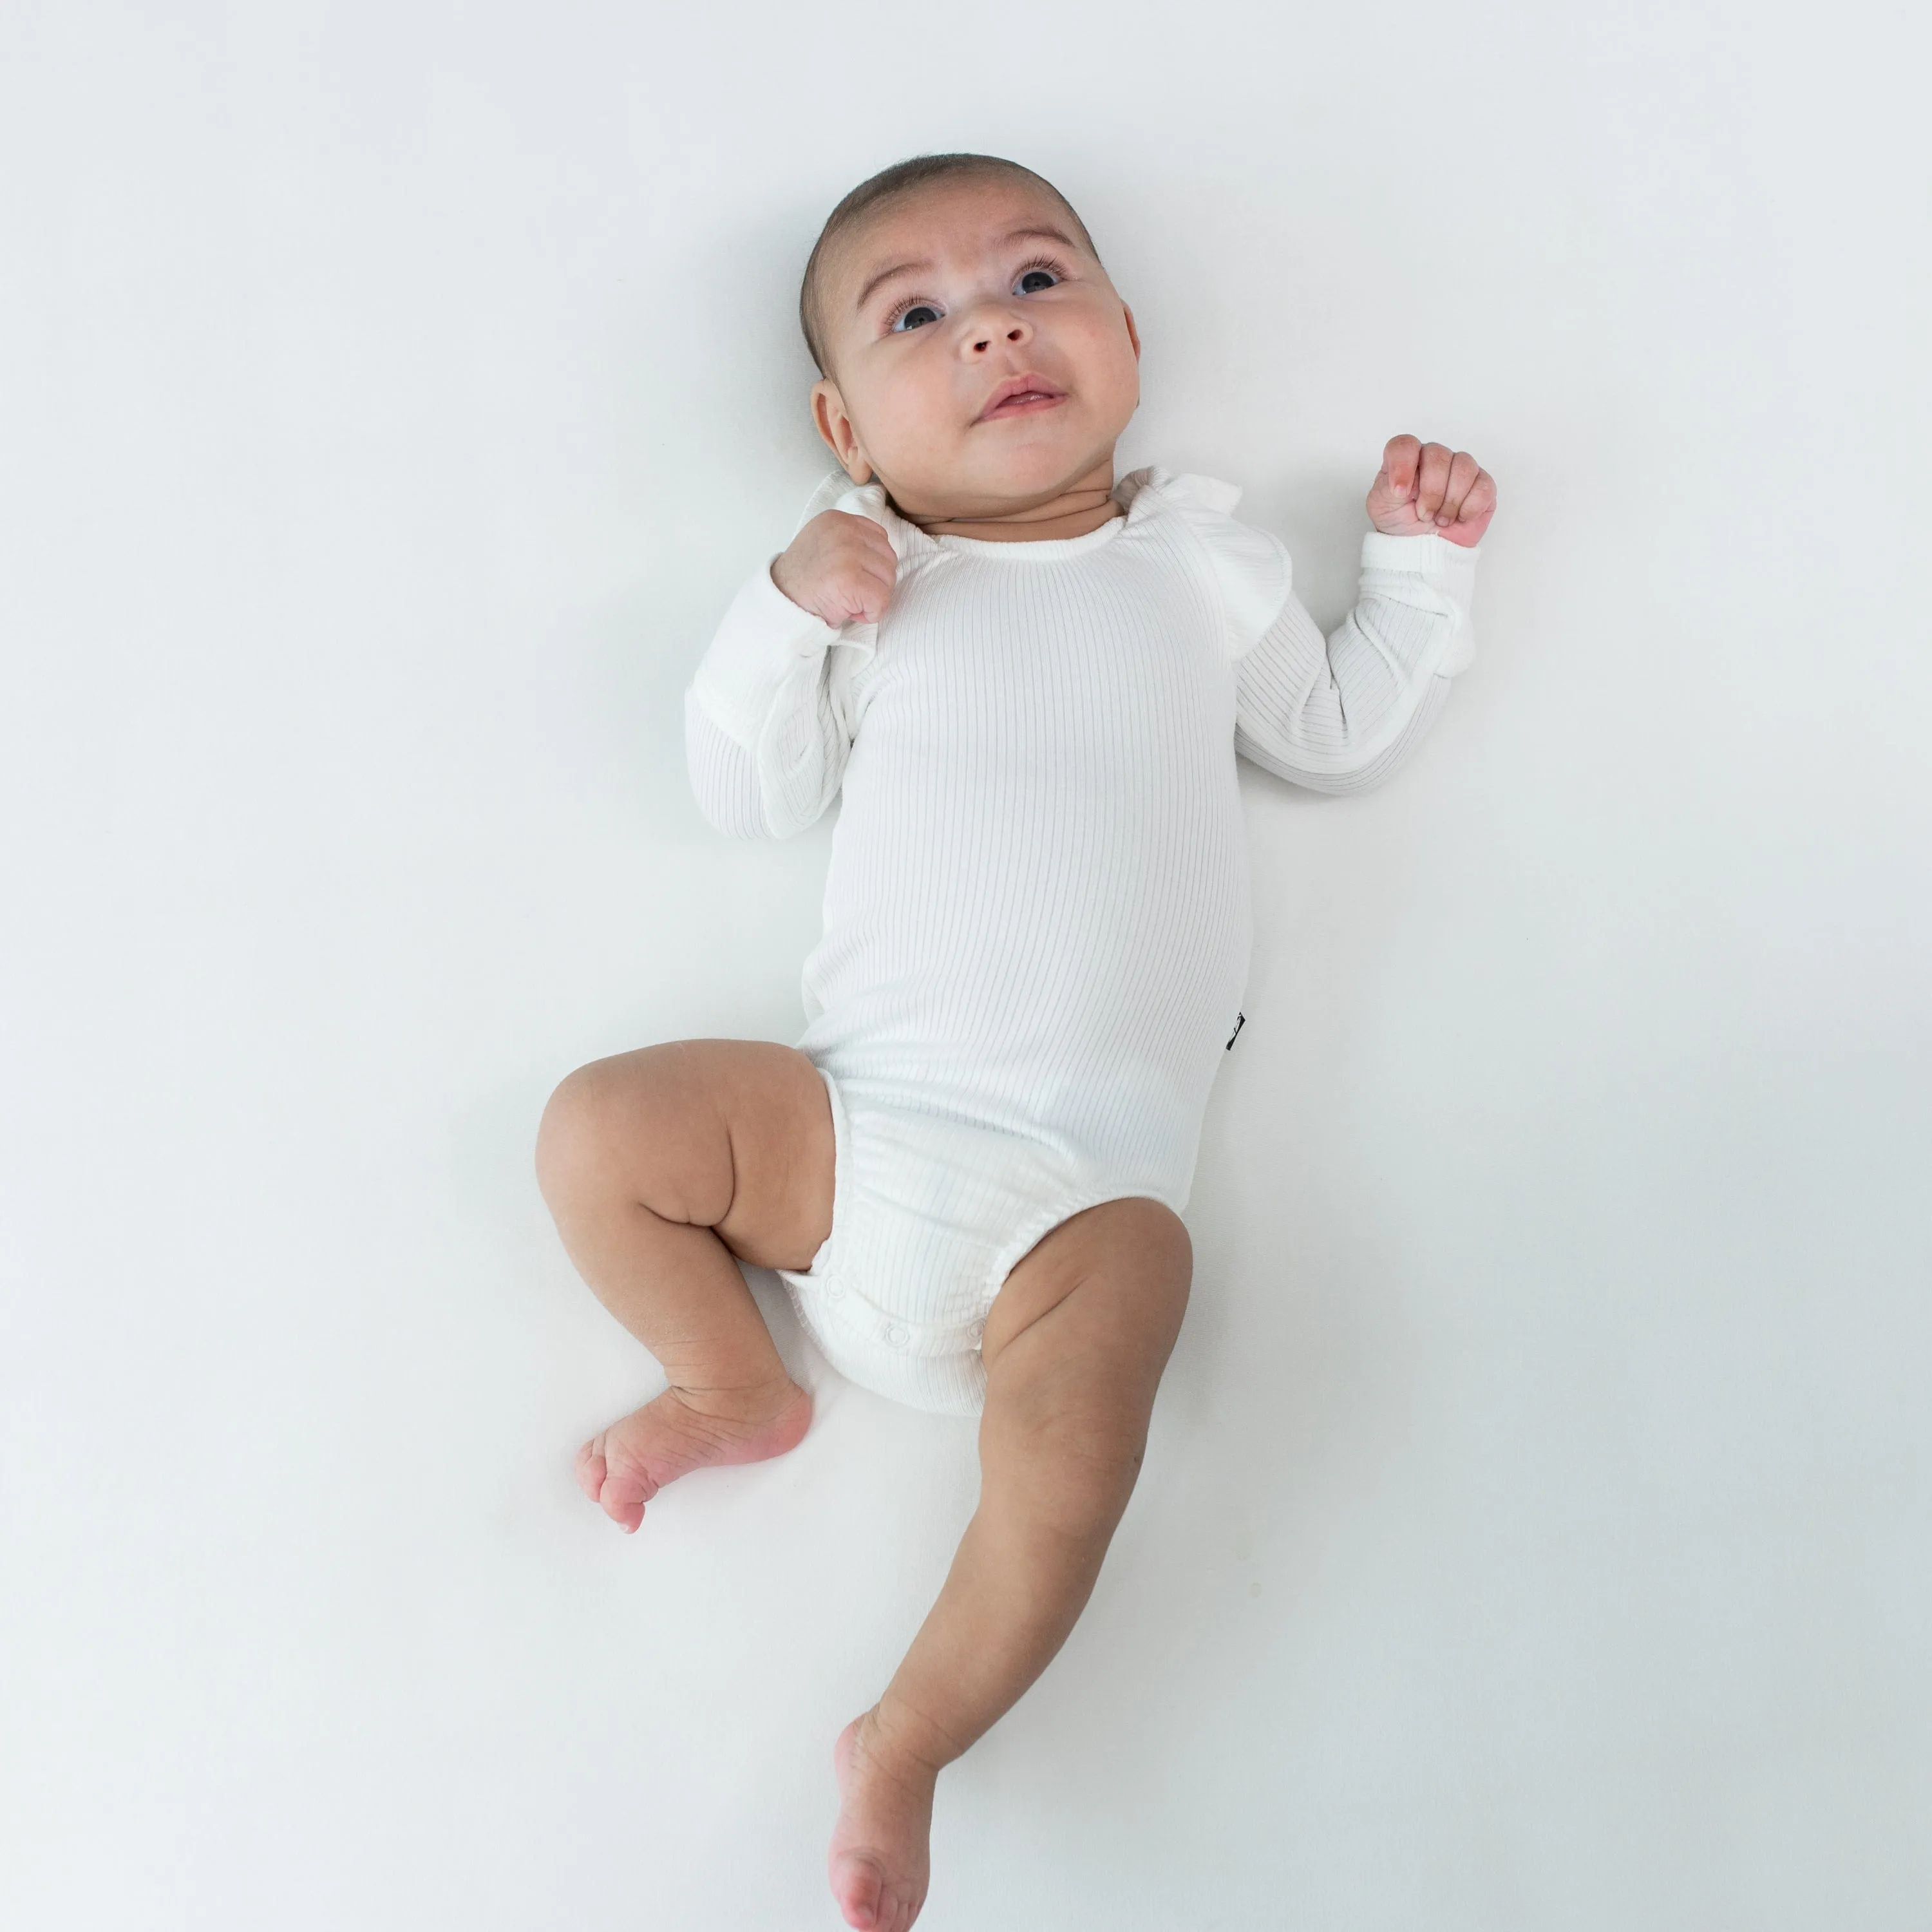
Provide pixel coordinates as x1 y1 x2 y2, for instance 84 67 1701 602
1014 266 1060 295
890 302 943 332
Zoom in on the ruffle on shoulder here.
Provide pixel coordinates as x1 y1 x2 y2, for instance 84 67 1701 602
1118 466 1294 659
1115 466 1242 518
791 463 1293 658
794 468 897 536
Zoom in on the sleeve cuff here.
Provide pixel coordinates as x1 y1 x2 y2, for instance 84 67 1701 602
1359 531 1481 676
1360 529 1481 583
687 560 842 747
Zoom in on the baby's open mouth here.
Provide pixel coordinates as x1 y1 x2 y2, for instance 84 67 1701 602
976 375 1066 422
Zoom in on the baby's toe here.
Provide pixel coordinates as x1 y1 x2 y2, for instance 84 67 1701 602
596 1466 651 1533
831 1853 886 1929
574 1441 642 1530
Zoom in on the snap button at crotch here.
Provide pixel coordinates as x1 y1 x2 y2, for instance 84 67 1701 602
826 1282 846 1302
970 1318 986 1344
882 1322 907 1349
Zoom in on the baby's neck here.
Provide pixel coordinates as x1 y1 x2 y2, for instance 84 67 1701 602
896 464 1124 544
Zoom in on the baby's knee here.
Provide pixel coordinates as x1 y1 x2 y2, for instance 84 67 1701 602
534 1044 737 1225
533 1062 609 1207
533 1048 672 1206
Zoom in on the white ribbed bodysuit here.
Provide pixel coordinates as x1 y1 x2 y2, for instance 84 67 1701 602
685 465 1481 1414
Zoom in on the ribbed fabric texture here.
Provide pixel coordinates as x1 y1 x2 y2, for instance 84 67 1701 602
683 464 1481 1223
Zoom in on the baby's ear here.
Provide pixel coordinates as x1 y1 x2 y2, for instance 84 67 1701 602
810 378 871 483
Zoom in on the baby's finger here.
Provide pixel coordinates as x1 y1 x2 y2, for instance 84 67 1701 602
840 562 896 627
1380 433 1423 502
1432 450 1483 527
1414 442 1455 520
1447 469 1497 533
827 516 896 571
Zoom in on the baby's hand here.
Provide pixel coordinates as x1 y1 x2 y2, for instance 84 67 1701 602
770 510 898 628
1367 435 1497 546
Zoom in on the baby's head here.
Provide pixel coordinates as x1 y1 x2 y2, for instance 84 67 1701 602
799 155 1141 526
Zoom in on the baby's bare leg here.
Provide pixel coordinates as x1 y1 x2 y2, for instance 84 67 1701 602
826 1197 1191 1932
534 1039 835 1530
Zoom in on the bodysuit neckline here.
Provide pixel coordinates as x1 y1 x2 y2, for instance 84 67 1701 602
828 468 1169 565
921 502 1133 562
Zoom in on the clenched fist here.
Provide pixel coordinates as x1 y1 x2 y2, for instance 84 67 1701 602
770 509 898 628
1367 435 1497 546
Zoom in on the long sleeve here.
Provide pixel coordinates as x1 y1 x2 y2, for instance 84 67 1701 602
683 558 859 839
1233 529 1481 795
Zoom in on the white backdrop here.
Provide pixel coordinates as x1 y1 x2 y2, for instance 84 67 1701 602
4 3 1928 1927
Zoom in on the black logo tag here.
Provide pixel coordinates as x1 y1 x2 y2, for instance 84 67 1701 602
1226 1011 1245 1050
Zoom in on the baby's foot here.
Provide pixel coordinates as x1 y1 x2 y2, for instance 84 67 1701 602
575 1377 811 1533
828 1707 938 1932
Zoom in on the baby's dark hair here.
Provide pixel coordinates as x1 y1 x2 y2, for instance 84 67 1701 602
798 153 1102 379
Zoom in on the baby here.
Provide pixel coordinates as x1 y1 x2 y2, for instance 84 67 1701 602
535 152 1496 1931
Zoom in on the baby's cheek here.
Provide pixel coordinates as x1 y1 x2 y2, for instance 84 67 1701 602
878 386 963 478
1064 314 1138 409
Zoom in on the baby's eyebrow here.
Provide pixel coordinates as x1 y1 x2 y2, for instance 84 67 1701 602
852 226 1081 314
855 256 931 313
1000 224 1079 258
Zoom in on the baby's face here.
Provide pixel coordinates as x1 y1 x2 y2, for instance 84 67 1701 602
810 178 1141 520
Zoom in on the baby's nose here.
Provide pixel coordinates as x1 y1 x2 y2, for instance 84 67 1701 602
969 318 1030 354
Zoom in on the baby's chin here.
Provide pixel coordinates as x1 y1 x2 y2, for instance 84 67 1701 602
886 441 1113 520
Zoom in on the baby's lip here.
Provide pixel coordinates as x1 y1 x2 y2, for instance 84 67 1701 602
974 374 1067 422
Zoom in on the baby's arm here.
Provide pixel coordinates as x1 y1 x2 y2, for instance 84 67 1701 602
1231 531 1479 794
683 511 892 838
1233 435 1493 793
